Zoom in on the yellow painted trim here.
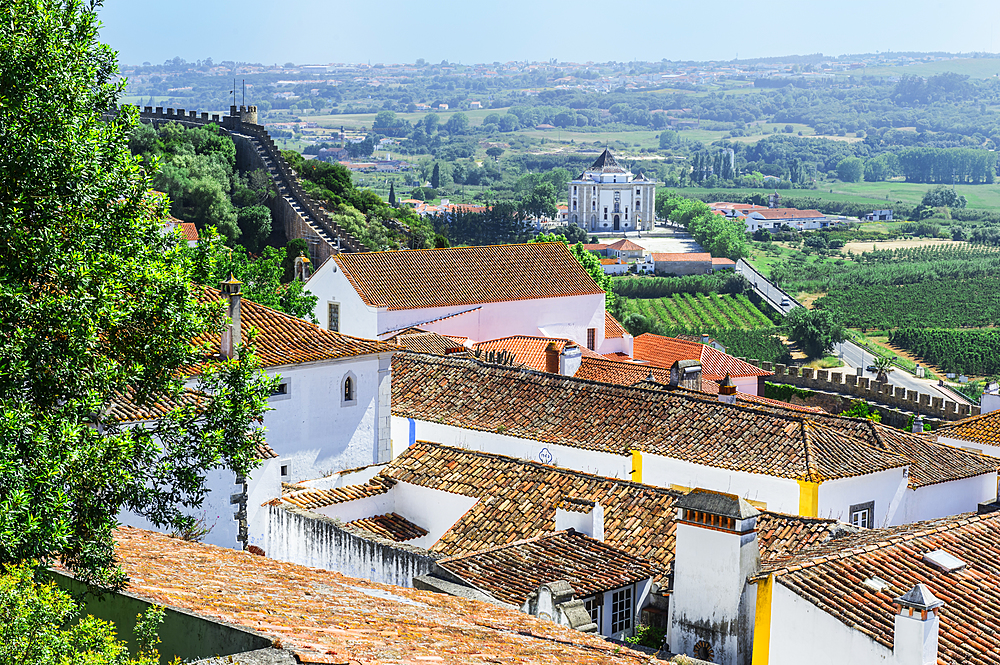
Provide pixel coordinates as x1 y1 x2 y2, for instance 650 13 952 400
751 575 774 665
797 479 820 517
631 450 643 484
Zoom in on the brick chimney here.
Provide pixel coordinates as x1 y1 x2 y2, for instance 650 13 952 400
892 584 943 665
718 373 737 405
545 342 560 374
220 274 243 360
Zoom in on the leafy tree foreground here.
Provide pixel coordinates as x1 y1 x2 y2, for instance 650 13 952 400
0 0 275 599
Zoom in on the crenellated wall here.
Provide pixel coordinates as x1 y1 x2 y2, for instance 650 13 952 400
739 358 978 422
133 106 365 260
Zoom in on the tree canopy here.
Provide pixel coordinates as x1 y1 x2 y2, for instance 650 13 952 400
0 0 274 589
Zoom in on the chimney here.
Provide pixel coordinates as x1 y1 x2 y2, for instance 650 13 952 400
555 498 604 541
220 274 243 359
912 415 925 433
559 343 583 377
719 374 737 405
545 342 560 374
670 359 702 390
669 489 761 664
893 584 943 665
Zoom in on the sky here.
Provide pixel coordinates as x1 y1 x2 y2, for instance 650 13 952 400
98 0 1000 66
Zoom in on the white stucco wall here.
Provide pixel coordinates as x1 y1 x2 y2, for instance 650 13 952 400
641 452 800 513
817 468 907 527
391 416 630 479
264 353 393 482
732 375 759 397
765 580 894 665
937 434 1000 458
306 258 380 339
899 473 998 525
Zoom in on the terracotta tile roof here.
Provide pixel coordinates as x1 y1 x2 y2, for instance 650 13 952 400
437 530 655 606
599 258 621 265
392 353 991 487
279 477 396 510
750 208 825 220
935 409 1000 447
380 443 850 587
605 311 628 338
177 222 199 241
389 330 465 355
256 442 279 460
193 286 395 370
390 353 909 482
625 370 826 413
471 336 599 372
347 512 428 542
711 257 736 266
757 512 1000 663
607 239 645 251
650 252 712 262
112 527 651 665
582 243 608 252
575 356 672 385
106 388 205 423
334 243 604 311
633 333 772 378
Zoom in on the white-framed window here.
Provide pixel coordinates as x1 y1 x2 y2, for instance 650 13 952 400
280 463 291 478
850 501 874 529
584 595 602 628
611 587 633 634
327 302 340 332
342 372 358 406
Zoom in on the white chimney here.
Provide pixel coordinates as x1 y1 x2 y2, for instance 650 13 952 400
911 415 925 433
220 275 243 360
559 344 583 377
669 489 761 665
555 498 604 541
892 584 943 665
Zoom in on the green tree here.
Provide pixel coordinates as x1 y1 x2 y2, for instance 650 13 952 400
786 308 846 359
520 183 558 219
841 400 882 423
423 113 440 134
836 157 864 183
0 0 275 589
236 205 273 253
444 112 469 135
486 146 504 161
431 162 441 189
0 564 164 665
388 182 396 206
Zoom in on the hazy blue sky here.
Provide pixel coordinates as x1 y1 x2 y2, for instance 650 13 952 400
99 0 1000 66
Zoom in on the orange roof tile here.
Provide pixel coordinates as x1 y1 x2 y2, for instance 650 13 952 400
750 208 825 220
334 243 604 311
711 257 736 266
605 311 628 339
633 333 771 378
607 239 645 251
758 512 1000 662
471 336 600 372
347 512 428 542
936 409 1000 447
111 527 652 665
177 222 199 241
192 286 395 370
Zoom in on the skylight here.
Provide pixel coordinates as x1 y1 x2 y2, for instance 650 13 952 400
922 549 966 573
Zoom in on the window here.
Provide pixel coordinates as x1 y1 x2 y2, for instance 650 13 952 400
269 379 291 402
850 501 874 529
635 200 641 211
636 188 641 195
611 587 633 634
280 464 290 477
584 595 602 627
572 200 577 210
613 191 621 213
327 302 340 332
573 185 577 194
603 207 608 220
587 328 596 350
342 372 358 406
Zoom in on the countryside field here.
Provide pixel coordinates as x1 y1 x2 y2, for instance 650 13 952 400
621 293 772 330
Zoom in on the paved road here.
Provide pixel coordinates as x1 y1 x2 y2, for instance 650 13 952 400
734 260 969 405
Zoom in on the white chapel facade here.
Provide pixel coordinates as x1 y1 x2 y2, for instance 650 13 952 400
568 149 655 233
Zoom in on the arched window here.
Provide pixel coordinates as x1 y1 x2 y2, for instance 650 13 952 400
572 200 577 211
635 200 641 211
572 213 578 225
342 372 358 406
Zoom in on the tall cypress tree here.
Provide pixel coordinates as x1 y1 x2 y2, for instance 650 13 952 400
388 182 396 206
431 163 440 189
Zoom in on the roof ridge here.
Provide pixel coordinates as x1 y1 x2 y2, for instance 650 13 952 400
437 530 574 563
799 420 821 481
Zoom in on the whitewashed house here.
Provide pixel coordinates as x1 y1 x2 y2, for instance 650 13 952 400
388 353 998 527
119 280 396 551
306 242 623 354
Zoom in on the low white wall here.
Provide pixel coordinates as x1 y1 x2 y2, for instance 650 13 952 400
818 468 906 527
641 452 800 513
391 416 630 479
766 580 894 665
260 504 438 588
900 473 998 525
